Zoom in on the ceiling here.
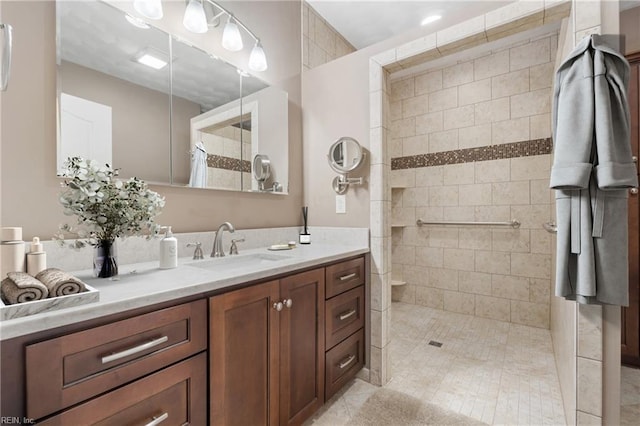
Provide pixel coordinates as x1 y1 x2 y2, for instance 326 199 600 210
307 0 640 50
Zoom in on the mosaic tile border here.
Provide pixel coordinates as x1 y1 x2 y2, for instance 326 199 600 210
207 154 251 173
391 138 553 170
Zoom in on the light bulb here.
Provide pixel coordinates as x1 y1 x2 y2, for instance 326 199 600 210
133 0 163 20
222 16 243 52
249 41 267 72
183 0 208 34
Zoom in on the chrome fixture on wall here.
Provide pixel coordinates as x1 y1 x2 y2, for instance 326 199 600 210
327 137 366 194
133 0 267 72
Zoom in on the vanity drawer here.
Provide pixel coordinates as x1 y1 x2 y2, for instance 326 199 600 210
38 352 207 426
325 329 364 400
325 286 365 349
26 299 207 420
325 257 365 299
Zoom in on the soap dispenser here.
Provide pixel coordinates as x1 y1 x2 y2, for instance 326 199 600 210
159 226 177 269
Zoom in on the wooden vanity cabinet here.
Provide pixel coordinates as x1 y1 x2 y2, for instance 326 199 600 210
209 268 326 426
25 299 207 422
3 253 367 425
324 257 366 400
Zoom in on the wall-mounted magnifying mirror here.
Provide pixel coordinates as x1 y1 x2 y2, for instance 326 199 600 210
253 154 271 191
327 137 366 194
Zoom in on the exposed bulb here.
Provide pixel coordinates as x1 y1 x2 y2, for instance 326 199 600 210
133 0 163 20
249 41 267 72
222 16 243 52
183 0 208 34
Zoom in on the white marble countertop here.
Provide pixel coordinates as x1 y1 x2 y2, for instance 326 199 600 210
0 243 369 341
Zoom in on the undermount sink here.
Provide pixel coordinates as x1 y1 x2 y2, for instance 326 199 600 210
187 252 292 271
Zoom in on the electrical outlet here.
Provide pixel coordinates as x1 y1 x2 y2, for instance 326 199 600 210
336 195 346 214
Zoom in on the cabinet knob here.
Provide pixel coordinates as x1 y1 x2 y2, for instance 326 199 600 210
283 298 293 308
631 187 638 195
273 302 283 311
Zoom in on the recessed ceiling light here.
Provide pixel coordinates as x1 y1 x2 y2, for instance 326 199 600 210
136 54 167 69
125 13 150 29
421 15 442 26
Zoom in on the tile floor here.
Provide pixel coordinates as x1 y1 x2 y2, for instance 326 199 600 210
621 365 640 425
307 302 566 425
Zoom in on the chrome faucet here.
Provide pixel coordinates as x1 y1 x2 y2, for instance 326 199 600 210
211 222 235 257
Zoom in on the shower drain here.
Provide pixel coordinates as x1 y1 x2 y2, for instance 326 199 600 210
428 340 443 347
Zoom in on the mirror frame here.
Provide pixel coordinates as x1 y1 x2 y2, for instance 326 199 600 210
327 137 364 174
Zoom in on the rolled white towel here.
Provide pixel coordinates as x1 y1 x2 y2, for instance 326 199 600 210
36 268 87 297
1 272 49 304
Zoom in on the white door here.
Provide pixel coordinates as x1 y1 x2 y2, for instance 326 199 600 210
58 93 112 175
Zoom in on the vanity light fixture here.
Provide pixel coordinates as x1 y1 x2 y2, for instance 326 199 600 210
182 0 268 72
248 40 267 72
133 0 163 20
221 16 243 51
421 14 442 26
132 0 268 71
183 0 208 34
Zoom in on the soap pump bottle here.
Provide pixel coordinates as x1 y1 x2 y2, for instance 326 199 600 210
26 236 47 276
159 226 177 269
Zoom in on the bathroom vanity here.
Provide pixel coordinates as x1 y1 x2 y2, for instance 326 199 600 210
0 245 368 425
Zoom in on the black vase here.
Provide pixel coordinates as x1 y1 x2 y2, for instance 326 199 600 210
94 239 118 278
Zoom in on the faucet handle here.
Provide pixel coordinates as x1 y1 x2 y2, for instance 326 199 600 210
229 238 245 255
187 242 204 260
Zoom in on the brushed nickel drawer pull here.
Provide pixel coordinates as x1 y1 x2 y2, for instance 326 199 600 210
339 273 357 281
101 336 169 364
145 412 169 426
338 354 356 369
339 309 357 321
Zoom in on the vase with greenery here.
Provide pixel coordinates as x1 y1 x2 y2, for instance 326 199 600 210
54 157 165 278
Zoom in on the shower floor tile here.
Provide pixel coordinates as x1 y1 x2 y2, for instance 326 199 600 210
306 302 566 425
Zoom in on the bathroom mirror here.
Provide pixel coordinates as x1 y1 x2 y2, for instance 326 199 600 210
56 0 288 194
328 137 366 194
328 137 365 174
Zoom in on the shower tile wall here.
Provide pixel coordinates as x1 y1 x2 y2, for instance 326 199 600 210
303 2 356 70
201 126 252 190
389 34 558 329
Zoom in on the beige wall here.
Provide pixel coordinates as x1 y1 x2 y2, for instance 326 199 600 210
0 1 302 241
389 34 557 329
303 1 356 70
621 6 640 54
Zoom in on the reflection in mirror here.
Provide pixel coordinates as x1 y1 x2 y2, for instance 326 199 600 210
57 0 171 183
56 0 289 194
169 36 247 190
328 137 364 174
190 84 288 193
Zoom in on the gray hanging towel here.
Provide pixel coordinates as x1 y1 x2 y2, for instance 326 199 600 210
550 34 638 306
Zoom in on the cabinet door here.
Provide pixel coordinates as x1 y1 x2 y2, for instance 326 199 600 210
210 281 280 426
279 269 325 426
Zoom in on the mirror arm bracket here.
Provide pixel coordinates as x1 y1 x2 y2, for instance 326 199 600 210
332 174 364 194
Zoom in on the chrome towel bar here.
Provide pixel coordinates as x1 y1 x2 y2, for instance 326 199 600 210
416 219 520 228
